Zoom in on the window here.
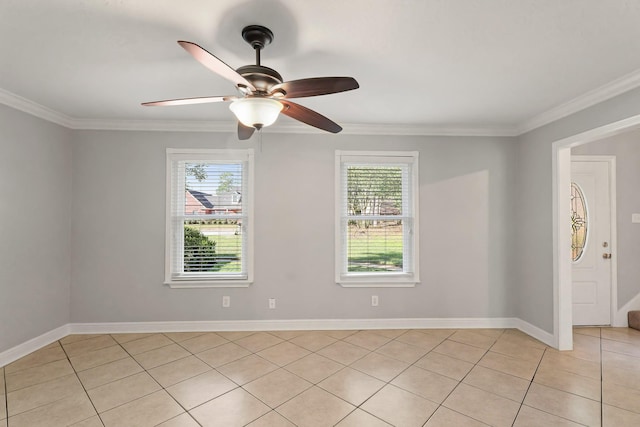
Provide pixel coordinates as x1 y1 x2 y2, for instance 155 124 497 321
335 151 419 287
166 149 253 287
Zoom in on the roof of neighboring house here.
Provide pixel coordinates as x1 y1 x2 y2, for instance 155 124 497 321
187 189 214 209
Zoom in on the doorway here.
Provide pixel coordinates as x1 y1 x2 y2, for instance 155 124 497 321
553 116 639 350
571 157 614 326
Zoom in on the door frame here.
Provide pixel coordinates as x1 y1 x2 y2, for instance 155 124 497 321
570 155 617 326
553 115 640 350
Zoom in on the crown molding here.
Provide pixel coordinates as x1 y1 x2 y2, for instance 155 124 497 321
0 88 75 128
69 118 519 137
340 123 519 137
70 118 236 132
4 68 640 138
0 87 519 137
519 68 640 135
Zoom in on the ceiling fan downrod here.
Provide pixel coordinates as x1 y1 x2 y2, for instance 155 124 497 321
241 25 274 67
236 25 282 94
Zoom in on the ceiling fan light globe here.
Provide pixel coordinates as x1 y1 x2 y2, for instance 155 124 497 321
229 98 283 129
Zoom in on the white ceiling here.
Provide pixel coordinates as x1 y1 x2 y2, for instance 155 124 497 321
2 0 640 135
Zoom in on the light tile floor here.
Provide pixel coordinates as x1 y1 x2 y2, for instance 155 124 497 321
2 327 640 426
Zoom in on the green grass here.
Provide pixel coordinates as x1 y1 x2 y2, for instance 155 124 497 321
212 234 242 272
185 222 405 273
347 224 403 272
185 223 243 273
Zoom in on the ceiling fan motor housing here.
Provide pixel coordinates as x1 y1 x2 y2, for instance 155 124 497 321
236 65 283 94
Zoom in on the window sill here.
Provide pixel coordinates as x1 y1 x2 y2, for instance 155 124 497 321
165 280 252 289
336 272 420 288
338 282 418 288
337 274 419 288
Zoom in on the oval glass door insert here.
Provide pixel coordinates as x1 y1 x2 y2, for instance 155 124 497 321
570 182 588 262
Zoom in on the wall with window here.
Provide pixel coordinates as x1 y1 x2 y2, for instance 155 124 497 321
3 88 639 355
572 132 640 309
70 130 519 324
0 105 72 353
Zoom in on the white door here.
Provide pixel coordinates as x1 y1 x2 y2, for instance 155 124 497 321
571 159 612 326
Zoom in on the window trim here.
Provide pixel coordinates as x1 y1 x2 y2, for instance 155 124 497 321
165 148 254 288
335 150 420 288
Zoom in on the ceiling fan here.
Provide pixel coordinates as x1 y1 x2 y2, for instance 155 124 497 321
142 25 359 140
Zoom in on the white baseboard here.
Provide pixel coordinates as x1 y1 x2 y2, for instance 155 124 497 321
614 292 640 327
2 317 545 367
0 324 71 367
70 317 518 335
512 318 556 348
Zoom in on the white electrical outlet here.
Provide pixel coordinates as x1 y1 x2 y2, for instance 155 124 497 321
632 213 640 223
371 295 379 307
268 298 276 309
222 296 231 308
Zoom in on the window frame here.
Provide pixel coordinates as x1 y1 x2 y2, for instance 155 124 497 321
165 148 254 288
335 150 420 287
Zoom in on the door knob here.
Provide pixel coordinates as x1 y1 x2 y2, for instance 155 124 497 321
603 253 612 259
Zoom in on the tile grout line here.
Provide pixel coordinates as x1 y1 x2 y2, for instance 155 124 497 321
185 331 327 426
289 329 434 426
427 329 506 427
541 329 607 424
600 327 604 426
514 328 606 426
65 334 185 426
236 331 359 425
58 338 106 427
420 330 477 426
162 331 284 425
206 329 418 425
3 365 7 425
330 329 527 426
9 328 634 426
4 342 101 423
128 334 206 427
509 338 549 427
331 329 500 426
106 333 203 427
253 332 360 425
439 329 546 425
338 331 450 424
111 333 204 426
0 329 519 425
59 333 199 426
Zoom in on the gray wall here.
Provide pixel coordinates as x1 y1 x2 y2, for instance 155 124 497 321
572 132 640 309
516 87 640 333
8 83 638 350
70 130 519 323
0 105 72 353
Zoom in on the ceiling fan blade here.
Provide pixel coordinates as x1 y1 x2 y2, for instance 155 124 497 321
142 95 236 107
238 122 255 140
269 77 359 99
177 41 256 92
280 100 342 133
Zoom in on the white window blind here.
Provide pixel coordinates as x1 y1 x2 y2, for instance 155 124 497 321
336 151 419 287
166 149 253 287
